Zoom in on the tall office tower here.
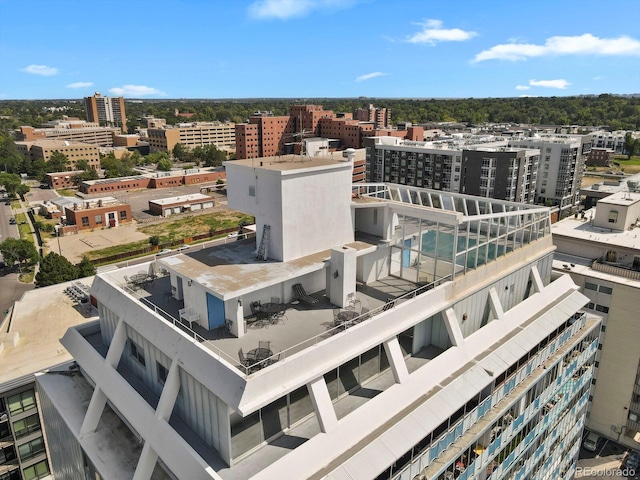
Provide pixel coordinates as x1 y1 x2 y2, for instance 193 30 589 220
551 190 640 452
36 152 600 480
84 92 127 133
354 104 392 129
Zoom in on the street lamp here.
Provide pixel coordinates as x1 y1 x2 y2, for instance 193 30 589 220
54 225 62 255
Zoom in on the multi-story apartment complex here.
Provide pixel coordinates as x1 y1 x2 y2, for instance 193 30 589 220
590 130 639 155
15 139 100 171
551 191 640 451
354 104 392 129
366 134 590 213
16 123 120 147
84 92 127 133
35 152 599 480
507 134 591 213
0 281 95 480
147 122 236 154
364 137 539 204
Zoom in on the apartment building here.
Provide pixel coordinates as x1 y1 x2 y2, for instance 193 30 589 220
15 139 100 171
147 122 236 154
551 191 640 451
507 134 591 213
590 130 639 154
35 151 599 480
84 92 127 133
364 136 539 204
354 104 392 129
0 281 95 480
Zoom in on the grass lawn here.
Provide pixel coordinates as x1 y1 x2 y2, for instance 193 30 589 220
84 239 152 261
33 214 59 240
139 211 253 243
56 188 77 196
15 213 34 242
612 156 640 174
19 267 35 283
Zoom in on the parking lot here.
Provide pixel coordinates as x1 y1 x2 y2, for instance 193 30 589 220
577 431 639 479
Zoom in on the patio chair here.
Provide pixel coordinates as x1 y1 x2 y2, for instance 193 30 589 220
268 351 282 366
271 296 280 305
250 301 261 315
347 292 361 310
382 298 395 312
259 340 271 351
359 308 370 321
238 348 250 367
292 283 319 305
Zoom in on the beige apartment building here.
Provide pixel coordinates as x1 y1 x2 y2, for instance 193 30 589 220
147 122 236 153
16 123 120 147
551 191 640 450
15 139 100 171
84 92 127 133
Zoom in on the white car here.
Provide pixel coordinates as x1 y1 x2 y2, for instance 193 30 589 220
157 248 172 255
227 232 239 239
177 245 190 251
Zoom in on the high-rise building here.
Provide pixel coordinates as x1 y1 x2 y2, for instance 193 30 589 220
35 153 600 480
354 104 392 129
551 191 640 451
364 137 539 204
84 92 127 133
0 281 94 480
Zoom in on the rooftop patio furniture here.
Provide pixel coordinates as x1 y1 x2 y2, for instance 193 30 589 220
382 298 395 312
292 283 319 305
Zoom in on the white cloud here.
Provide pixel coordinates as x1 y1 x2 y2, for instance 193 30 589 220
21 64 59 76
108 85 166 97
406 19 476 45
248 0 354 20
593 76 602 81
515 85 531 91
66 82 93 88
473 33 640 62
528 79 571 89
355 72 388 82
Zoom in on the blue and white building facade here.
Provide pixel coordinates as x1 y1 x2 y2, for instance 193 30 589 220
35 153 600 480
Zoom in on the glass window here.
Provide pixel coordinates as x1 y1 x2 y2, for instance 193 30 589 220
595 305 609 314
119 210 127 220
94 214 102 224
22 460 49 480
8 390 35 415
18 437 45 461
129 340 146 367
12 414 40 439
599 285 613 295
81 216 89 227
157 362 168 384
584 282 598 291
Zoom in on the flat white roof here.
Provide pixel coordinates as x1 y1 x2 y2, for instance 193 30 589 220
0 281 96 388
150 193 214 206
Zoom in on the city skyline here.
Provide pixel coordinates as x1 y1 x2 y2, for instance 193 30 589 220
1 0 639 100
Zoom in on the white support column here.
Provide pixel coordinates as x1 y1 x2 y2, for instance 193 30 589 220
105 318 127 367
488 288 505 322
81 318 128 436
307 377 338 433
443 308 465 347
383 337 409 384
530 266 544 293
133 442 158 480
80 387 107 436
155 359 180 421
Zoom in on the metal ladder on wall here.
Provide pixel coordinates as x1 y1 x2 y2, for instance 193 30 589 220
256 224 270 260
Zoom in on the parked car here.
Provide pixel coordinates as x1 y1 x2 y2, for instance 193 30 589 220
583 431 600 452
9 217 16 225
157 248 172 255
624 451 640 470
227 232 239 239
177 244 190 251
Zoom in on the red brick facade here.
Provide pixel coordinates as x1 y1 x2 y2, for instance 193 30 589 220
80 171 226 194
64 202 133 230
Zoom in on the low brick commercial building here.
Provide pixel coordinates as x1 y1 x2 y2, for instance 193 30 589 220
64 197 132 230
149 193 215 217
45 171 84 189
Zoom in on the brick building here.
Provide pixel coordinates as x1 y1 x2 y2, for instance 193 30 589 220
63 197 132 230
147 122 235 153
84 92 127 133
586 147 614 167
149 193 216 217
44 171 84 189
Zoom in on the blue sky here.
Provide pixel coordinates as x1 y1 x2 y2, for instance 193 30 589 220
1 0 639 99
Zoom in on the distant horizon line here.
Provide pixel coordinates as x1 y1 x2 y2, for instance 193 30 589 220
1 93 639 102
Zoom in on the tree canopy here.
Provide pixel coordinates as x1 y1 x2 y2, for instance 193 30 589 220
47 150 70 172
0 238 38 270
36 252 79 287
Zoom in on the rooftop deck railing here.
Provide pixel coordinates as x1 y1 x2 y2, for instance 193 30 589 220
126 274 453 377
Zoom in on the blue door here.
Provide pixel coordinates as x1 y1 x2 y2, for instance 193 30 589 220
402 239 411 267
206 293 225 330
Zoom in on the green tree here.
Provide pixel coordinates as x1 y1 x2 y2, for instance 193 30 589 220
0 172 22 197
73 159 99 185
0 238 39 271
624 132 639 159
172 143 192 163
156 157 173 171
16 183 30 198
47 151 70 173
0 133 24 173
35 252 79 287
76 256 96 278
149 235 160 246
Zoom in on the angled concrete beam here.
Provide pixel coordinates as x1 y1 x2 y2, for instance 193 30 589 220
488 288 505 321
530 266 544 293
443 308 465 347
383 337 409 384
307 376 338 433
